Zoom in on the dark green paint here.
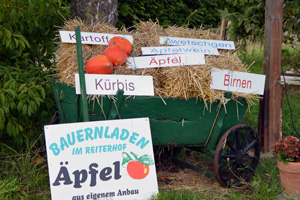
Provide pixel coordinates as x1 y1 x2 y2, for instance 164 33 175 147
75 26 89 122
53 82 248 154
108 90 124 120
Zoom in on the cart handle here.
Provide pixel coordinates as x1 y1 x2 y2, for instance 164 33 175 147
75 26 89 122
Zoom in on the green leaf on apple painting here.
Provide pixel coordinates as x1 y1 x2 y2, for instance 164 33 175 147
122 151 154 166
138 154 155 166
130 152 138 160
122 152 133 165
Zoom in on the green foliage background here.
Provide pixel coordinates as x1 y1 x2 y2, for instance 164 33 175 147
219 0 299 41
0 0 299 150
0 0 69 149
219 0 300 66
117 0 226 29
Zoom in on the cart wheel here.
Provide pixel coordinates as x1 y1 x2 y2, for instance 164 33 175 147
214 124 260 187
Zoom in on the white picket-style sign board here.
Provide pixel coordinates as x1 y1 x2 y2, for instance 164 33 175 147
141 45 219 56
75 74 154 96
159 36 235 50
210 68 266 95
59 30 133 45
127 53 205 69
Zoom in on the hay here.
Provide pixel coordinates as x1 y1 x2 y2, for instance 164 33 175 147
56 19 131 86
55 19 258 105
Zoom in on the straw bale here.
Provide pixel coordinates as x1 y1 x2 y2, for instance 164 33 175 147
55 19 131 86
163 25 219 40
55 19 258 106
131 20 164 56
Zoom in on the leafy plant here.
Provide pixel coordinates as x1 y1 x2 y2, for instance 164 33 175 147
282 0 300 45
220 0 300 72
0 143 51 199
248 157 282 199
218 0 265 43
282 46 300 73
117 0 226 29
277 0 300 73
272 136 300 163
0 177 28 199
0 0 70 149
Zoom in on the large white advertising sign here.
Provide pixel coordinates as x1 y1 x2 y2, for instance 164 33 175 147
75 74 154 96
141 45 219 56
159 36 235 50
44 118 158 200
210 68 266 95
127 53 205 69
59 31 134 45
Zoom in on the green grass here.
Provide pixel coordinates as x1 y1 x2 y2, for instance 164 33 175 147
154 189 210 200
152 155 283 200
239 44 264 74
0 144 50 199
0 148 283 200
241 44 300 138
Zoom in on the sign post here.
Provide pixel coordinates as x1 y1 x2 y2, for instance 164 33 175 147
260 0 283 152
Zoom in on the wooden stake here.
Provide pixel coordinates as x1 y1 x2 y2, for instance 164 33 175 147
75 26 89 122
260 0 283 152
219 19 228 40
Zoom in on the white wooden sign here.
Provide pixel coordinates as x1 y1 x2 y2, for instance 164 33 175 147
75 74 154 96
160 36 235 50
59 30 134 45
210 68 266 95
141 45 219 56
127 53 205 69
44 118 158 200
280 74 300 86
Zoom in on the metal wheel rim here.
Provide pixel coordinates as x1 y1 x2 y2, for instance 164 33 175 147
213 124 261 187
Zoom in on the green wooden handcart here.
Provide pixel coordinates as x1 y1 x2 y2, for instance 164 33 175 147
52 27 261 188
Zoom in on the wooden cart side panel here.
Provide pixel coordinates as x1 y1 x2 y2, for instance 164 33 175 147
220 99 248 136
53 82 248 146
54 82 81 123
150 120 210 146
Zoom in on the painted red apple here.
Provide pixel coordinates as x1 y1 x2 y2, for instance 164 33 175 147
127 161 150 179
122 152 154 180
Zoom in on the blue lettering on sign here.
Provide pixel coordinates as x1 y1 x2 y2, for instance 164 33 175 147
49 127 150 156
149 47 212 55
82 143 127 155
162 37 233 49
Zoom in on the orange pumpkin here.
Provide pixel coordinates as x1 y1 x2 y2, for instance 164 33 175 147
102 44 127 66
109 36 132 55
86 55 113 74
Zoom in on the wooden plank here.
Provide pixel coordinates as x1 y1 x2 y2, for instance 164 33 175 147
260 0 284 152
219 19 228 40
281 74 300 85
